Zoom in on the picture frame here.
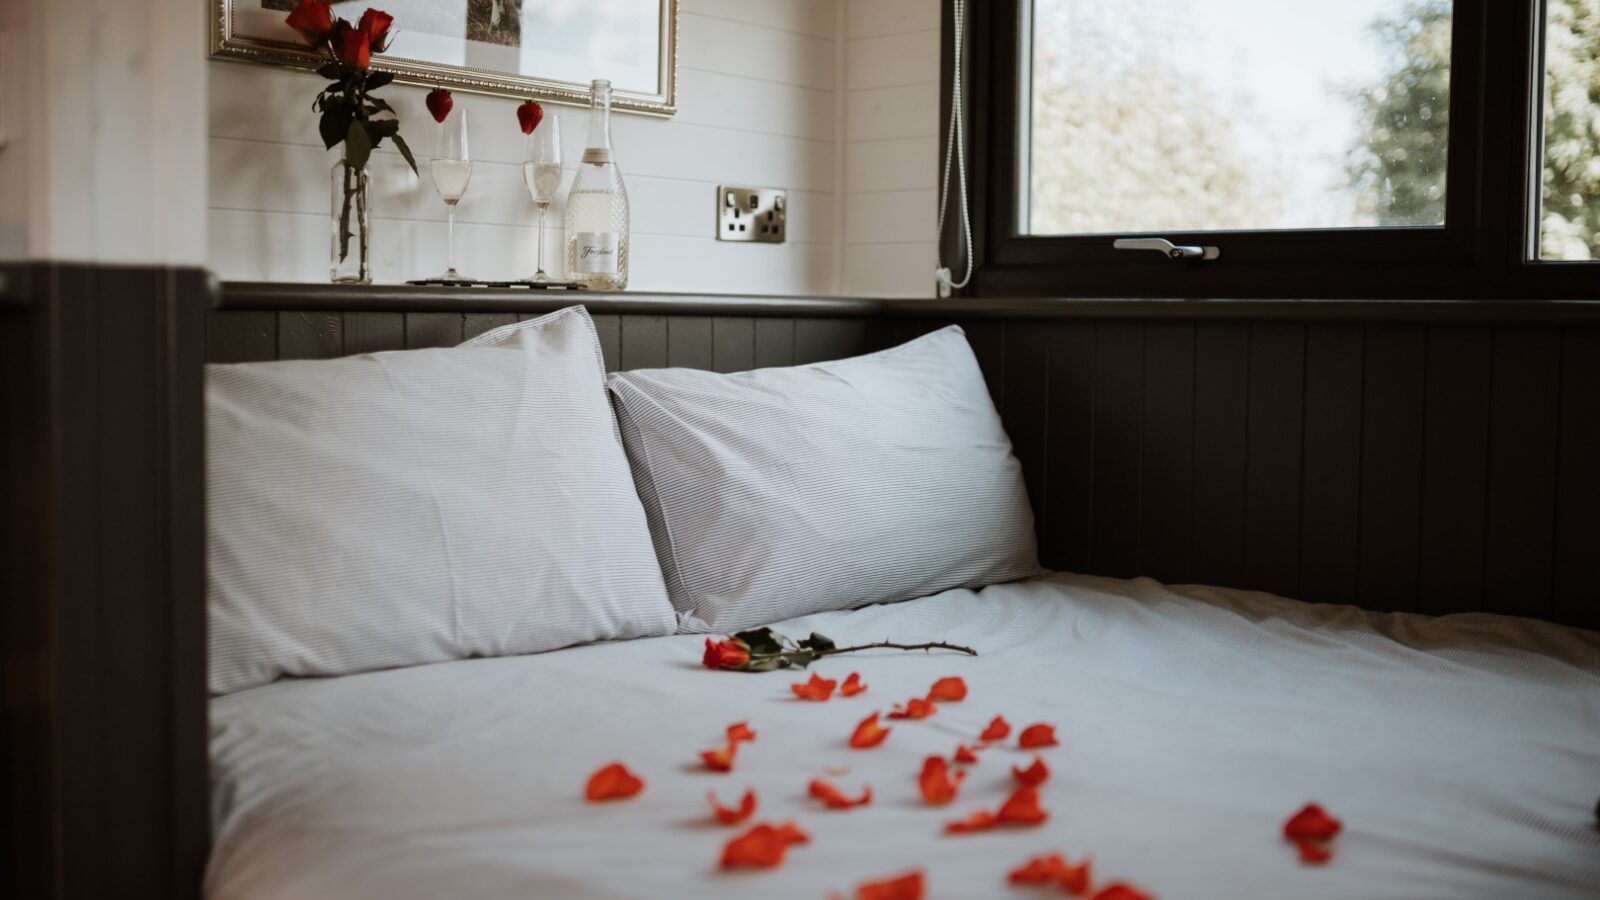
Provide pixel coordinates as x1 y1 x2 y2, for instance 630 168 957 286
211 0 679 117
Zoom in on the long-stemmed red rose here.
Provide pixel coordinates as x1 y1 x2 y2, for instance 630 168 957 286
701 627 976 672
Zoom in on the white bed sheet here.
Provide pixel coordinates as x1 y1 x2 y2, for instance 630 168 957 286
207 573 1600 899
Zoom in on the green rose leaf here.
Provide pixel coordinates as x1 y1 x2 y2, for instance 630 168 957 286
391 132 420 176
733 628 784 656
315 62 344 81
318 103 351 150
344 118 374 171
798 632 836 652
366 71 395 90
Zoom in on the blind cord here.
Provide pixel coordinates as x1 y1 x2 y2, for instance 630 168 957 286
935 0 973 295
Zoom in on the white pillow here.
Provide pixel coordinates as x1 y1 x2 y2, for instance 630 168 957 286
606 325 1040 633
207 306 674 694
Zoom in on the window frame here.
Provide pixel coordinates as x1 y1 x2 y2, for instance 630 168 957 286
952 0 1598 299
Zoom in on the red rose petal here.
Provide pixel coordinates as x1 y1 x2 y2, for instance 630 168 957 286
584 762 644 801
996 784 1049 825
1296 839 1334 865
1283 802 1342 842
887 697 937 720
727 721 757 744
943 809 999 834
719 821 810 869
1087 883 1154 900
980 715 1011 742
850 712 892 749
701 743 737 772
856 870 924 900
953 743 979 765
840 672 868 697
1059 858 1093 894
1008 852 1071 885
1012 755 1050 786
1018 723 1058 748
708 789 757 825
927 676 968 702
809 778 873 809
792 672 839 701
918 755 966 806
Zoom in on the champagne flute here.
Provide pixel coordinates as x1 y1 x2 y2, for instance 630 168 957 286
429 108 472 280
522 114 563 283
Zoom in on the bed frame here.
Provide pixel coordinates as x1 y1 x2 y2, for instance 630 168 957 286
4 263 1598 898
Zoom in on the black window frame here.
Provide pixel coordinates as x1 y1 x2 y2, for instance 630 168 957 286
949 0 1599 299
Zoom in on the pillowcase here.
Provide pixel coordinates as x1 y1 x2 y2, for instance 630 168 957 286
206 306 675 694
606 324 1039 633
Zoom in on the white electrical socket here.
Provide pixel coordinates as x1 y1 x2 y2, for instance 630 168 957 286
717 186 786 243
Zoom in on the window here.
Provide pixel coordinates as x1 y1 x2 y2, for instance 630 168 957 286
1535 0 1600 261
962 0 1597 298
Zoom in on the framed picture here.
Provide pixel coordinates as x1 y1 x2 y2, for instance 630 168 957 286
212 0 678 116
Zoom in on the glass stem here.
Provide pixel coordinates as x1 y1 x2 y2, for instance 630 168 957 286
536 204 547 274
446 203 457 275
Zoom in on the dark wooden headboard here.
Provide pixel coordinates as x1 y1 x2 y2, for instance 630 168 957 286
6 265 1599 899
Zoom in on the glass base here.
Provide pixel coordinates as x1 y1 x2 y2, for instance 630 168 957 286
331 273 372 285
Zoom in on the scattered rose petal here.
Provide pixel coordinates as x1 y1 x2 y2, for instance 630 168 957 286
1018 723 1059 748
584 762 644 802
1087 883 1153 900
1012 755 1050 786
809 778 873 809
840 672 868 697
792 673 839 701
918 755 966 806
980 715 1011 742
708 789 757 825
1296 839 1333 865
1283 803 1342 842
953 744 979 765
996 784 1049 825
856 870 924 900
1008 852 1088 889
719 821 810 869
701 743 737 772
888 697 937 720
850 712 892 749
927 676 968 702
943 809 999 834
727 721 757 744
1058 858 1093 894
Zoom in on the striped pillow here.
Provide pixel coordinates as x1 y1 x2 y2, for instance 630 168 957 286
206 306 674 694
607 325 1040 633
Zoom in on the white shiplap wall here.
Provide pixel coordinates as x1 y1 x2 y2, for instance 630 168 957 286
207 0 942 297
842 0 940 297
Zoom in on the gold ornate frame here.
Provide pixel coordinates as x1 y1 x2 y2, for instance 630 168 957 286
211 0 679 117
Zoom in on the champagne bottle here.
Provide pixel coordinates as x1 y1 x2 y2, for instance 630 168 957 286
564 79 630 290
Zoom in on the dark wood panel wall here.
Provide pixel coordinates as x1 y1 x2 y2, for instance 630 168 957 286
2 263 210 900
888 317 1600 632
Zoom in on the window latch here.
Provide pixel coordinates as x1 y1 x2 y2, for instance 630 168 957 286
1112 238 1220 261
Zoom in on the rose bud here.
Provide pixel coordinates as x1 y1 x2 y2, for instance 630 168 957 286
359 8 394 52
285 0 335 44
426 88 454 124
518 100 544 135
338 24 371 69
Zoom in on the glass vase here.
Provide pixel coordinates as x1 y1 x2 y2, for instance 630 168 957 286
330 157 372 284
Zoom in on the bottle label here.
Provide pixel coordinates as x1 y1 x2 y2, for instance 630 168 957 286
575 232 620 274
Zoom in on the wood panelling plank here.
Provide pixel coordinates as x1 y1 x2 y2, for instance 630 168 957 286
795 319 877 364
1002 324 1051 543
1138 324 1195 583
712 317 756 373
754 319 795 368
1089 323 1144 578
205 311 277 363
591 314 622 371
621 315 669 369
1358 326 1426 612
404 312 464 349
277 311 343 360
1553 328 1600 631
1243 324 1306 597
1482 328 1562 619
1417 326 1492 614
962 321 1006 411
1298 325 1364 605
342 312 404 355
462 312 517 341
1044 323 1094 572
1191 325 1250 588
667 316 715 369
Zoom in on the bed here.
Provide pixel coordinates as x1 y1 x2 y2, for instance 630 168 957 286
206 572 1600 899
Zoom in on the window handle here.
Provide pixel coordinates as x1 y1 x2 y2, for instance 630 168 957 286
1112 237 1220 260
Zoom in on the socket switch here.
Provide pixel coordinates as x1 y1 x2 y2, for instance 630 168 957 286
716 185 786 243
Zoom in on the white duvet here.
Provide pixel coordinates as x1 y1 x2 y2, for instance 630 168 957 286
207 573 1600 899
